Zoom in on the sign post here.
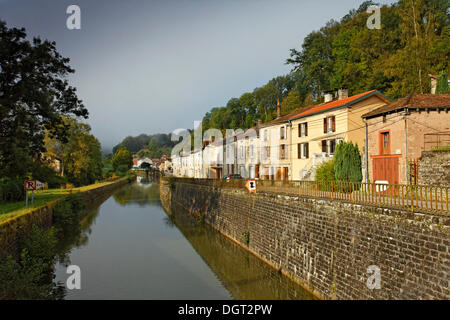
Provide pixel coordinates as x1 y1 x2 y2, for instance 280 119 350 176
245 180 256 193
24 180 44 207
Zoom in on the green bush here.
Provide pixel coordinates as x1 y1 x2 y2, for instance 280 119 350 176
0 178 25 203
115 164 129 177
315 160 336 182
0 225 60 300
334 141 362 183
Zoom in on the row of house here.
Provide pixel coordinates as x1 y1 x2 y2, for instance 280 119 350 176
172 87 450 185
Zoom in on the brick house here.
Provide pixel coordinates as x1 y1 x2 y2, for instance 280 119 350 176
362 94 450 185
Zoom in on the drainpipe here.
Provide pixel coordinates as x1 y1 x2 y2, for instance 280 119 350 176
364 120 369 183
404 108 408 185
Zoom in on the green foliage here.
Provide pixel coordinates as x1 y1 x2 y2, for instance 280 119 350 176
0 178 25 203
0 21 88 179
52 193 84 237
334 141 362 182
315 160 336 182
113 133 175 154
436 71 449 94
112 149 133 172
287 1 449 99
0 225 61 300
30 162 67 189
115 164 129 177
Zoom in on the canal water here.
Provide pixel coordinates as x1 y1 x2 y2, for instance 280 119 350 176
54 177 315 300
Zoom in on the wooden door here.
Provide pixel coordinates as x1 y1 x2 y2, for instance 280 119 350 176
283 167 289 181
373 157 399 184
276 167 282 180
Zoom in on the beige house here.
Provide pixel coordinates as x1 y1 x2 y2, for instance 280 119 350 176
289 89 390 181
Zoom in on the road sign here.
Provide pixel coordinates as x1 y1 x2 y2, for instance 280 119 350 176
24 180 36 191
24 180 45 191
245 180 256 193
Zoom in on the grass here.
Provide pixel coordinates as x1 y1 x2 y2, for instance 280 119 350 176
0 178 125 223
431 144 450 152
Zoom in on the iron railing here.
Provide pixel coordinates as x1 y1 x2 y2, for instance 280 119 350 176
166 178 449 215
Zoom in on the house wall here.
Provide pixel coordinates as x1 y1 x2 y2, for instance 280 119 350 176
260 122 291 180
290 96 387 181
291 109 348 181
366 110 450 184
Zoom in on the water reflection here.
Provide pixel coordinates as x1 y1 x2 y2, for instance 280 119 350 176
50 177 315 299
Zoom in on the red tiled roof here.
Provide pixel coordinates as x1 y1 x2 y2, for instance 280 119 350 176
289 90 389 121
362 94 450 118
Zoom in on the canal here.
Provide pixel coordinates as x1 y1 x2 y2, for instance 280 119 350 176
54 177 315 300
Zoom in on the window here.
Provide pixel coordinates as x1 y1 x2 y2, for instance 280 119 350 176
300 123 308 137
280 126 286 139
321 140 327 153
329 139 336 155
265 146 270 158
298 143 309 159
323 116 336 133
264 129 268 142
280 144 286 159
379 130 390 155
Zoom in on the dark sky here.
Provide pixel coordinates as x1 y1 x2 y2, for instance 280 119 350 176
0 0 394 151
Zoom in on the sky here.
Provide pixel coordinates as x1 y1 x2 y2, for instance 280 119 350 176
0 0 395 152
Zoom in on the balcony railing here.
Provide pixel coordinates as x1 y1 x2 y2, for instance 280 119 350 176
164 178 449 215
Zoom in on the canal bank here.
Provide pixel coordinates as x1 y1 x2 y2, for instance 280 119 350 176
160 178 450 300
0 176 132 260
52 177 313 299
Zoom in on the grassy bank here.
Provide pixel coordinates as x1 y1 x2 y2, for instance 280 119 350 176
0 177 131 224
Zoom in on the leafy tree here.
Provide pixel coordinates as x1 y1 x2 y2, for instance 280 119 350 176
45 117 102 186
0 21 87 179
112 148 133 172
334 141 362 182
436 71 449 94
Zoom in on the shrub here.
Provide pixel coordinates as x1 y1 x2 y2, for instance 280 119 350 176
334 141 362 183
315 160 336 182
0 178 25 203
0 225 60 300
115 164 129 177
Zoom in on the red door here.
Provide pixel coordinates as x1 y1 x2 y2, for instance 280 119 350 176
373 157 399 184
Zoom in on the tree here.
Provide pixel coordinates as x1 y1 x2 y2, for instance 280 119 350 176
0 21 88 179
112 149 133 172
436 71 449 94
334 141 362 182
45 117 102 186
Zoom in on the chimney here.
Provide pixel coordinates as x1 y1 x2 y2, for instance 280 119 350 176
324 93 333 103
276 99 281 118
338 88 348 100
257 119 263 126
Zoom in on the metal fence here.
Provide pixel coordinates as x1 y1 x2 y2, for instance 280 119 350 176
167 178 449 215
424 132 450 151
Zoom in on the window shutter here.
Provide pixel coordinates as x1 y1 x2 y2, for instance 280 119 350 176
298 124 301 137
323 118 327 134
332 116 336 132
298 144 301 159
322 140 327 153
305 123 308 136
305 143 309 158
